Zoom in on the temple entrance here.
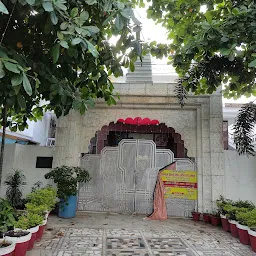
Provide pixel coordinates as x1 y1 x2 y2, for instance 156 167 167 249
78 120 196 217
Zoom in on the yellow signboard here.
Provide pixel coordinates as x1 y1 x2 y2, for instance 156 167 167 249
164 187 197 200
161 170 197 200
161 170 197 183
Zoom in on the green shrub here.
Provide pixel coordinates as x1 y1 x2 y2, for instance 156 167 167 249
25 203 48 216
0 199 16 233
236 208 251 226
45 166 90 203
233 200 255 210
15 213 43 230
26 186 57 212
4 170 26 209
216 196 233 215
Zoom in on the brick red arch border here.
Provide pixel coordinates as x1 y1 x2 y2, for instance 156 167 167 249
90 122 186 158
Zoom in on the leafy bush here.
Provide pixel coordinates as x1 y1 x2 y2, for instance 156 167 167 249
15 213 43 230
4 170 26 209
26 187 57 212
236 209 251 226
0 199 16 234
233 200 255 210
246 210 256 229
45 166 90 202
216 196 233 215
25 203 48 217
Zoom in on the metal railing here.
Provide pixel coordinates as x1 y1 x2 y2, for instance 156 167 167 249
46 138 55 147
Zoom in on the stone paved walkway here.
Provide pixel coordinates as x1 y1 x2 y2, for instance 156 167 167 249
28 212 256 256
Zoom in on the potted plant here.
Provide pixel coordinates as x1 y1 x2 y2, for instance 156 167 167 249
224 204 240 238
4 229 31 256
0 239 16 256
202 212 211 223
26 187 57 242
0 199 16 239
217 196 233 232
247 210 256 252
191 209 201 221
45 166 90 218
210 211 221 226
4 170 26 210
14 213 43 251
236 208 251 245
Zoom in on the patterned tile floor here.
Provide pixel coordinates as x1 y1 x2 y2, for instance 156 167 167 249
28 213 256 256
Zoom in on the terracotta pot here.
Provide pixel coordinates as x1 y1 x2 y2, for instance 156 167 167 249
220 215 230 232
5 231 31 256
203 214 211 223
192 212 201 221
237 223 250 245
229 220 239 238
36 220 47 242
27 226 39 251
248 229 256 252
0 240 16 256
211 215 221 226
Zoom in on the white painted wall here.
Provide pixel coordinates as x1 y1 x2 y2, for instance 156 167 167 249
0 144 53 198
224 151 256 205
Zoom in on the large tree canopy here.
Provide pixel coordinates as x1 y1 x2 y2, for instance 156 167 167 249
0 0 168 181
147 0 256 155
148 0 256 98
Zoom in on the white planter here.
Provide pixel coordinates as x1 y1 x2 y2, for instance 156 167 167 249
45 211 50 219
0 240 16 256
228 220 237 225
220 214 227 219
236 223 249 231
248 229 256 237
27 226 39 234
5 231 31 244
41 220 47 226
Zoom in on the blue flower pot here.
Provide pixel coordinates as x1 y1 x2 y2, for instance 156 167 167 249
58 195 77 218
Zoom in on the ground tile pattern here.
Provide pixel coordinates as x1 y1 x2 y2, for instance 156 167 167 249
28 214 256 256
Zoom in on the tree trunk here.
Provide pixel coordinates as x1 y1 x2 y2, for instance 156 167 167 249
0 104 7 187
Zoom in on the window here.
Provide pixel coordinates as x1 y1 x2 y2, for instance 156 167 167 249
36 157 53 168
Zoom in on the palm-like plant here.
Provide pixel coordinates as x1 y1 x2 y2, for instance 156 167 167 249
233 102 256 156
4 170 26 209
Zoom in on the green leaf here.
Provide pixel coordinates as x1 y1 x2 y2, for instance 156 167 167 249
130 61 135 72
3 61 20 73
26 0 35 5
72 99 81 110
85 39 99 57
115 14 124 31
0 1 8 14
84 26 100 34
11 74 23 86
71 37 82 45
51 44 60 63
57 31 64 40
0 60 5 78
220 48 231 56
17 94 26 109
84 0 97 5
50 11 58 25
121 8 133 19
116 2 124 10
54 1 67 11
205 12 212 23
42 1 54 12
80 11 89 21
60 22 68 30
71 7 78 18
22 73 32 96
60 41 69 49
248 59 256 68
103 0 112 12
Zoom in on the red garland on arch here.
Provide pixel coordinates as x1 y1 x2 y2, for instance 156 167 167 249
117 117 160 126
